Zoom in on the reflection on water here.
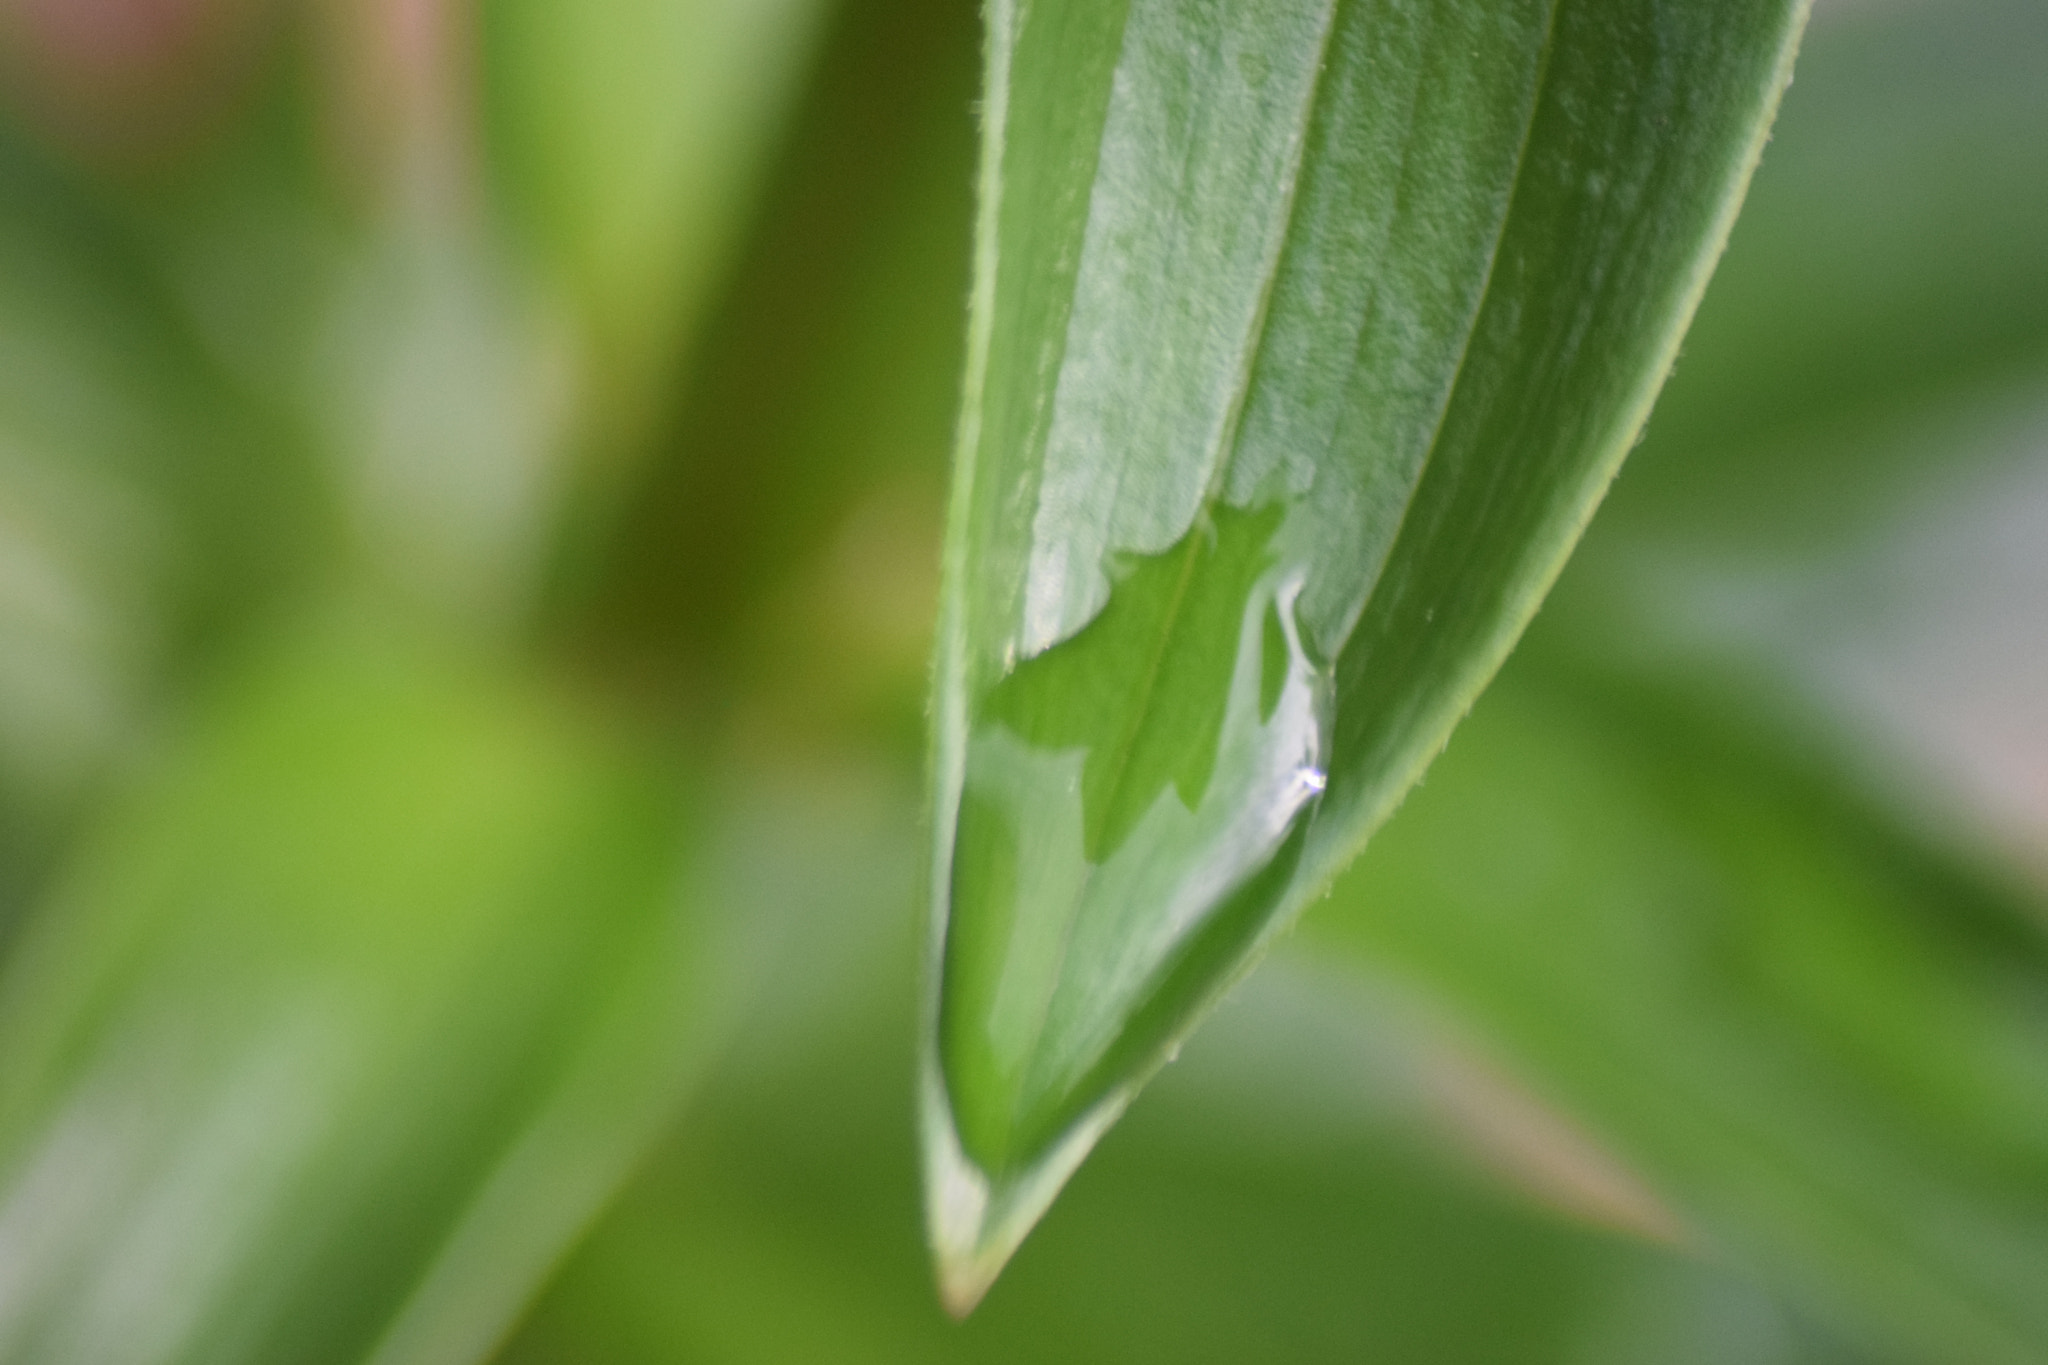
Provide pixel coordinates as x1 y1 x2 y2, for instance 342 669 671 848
939 501 1331 1178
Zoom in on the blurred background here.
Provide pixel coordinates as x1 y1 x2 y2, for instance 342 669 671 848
0 0 2042 1361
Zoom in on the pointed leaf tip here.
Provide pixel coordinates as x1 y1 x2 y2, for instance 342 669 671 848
922 1066 1128 1315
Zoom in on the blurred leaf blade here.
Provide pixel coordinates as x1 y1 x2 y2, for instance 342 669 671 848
0 112 332 890
550 0 977 711
926 0 1811 1305
1599 0 2048 559
0 603 703 1365
1300 656 2048 1365
481 0 833 445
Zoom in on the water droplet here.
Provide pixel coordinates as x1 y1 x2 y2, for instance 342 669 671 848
937 502 1331 1179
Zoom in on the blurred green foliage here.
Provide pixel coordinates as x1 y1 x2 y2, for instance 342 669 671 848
0 0 2039 1362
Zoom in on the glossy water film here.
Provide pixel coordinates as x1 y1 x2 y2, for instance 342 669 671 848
936 503 1330 1190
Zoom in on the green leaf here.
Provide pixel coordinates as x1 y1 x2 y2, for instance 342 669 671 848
0 604 701 1365
926 0 1811 1307
1299 658 2048 1365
